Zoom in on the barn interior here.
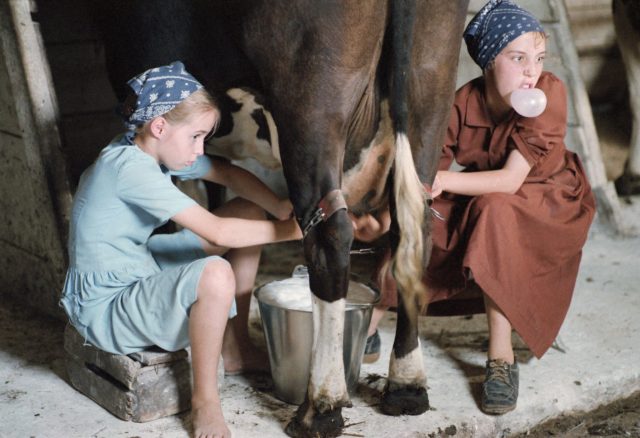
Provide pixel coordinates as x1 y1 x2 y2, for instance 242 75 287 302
1 0 639 437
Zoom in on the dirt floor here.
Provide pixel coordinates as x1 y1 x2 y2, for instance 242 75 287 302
513 390 640 437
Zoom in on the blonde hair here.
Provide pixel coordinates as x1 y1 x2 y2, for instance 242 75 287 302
137 88 221 133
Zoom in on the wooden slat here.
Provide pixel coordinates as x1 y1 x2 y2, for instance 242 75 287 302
66 354 192 422
64 324 141 390
129 348 190 367
468 0 557 20
65 356 136 421
127 359 192 422
568 14 616 54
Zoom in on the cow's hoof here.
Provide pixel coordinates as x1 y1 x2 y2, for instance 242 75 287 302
381 385 430 416
285 400 344 438
615 170 640 196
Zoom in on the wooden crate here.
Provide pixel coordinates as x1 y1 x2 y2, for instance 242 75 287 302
63 325 192 422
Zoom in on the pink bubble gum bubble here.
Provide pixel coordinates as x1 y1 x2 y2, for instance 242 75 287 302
510 88 547 118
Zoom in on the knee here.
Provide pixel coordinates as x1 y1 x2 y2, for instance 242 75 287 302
197 258 235 302
470 193 513 220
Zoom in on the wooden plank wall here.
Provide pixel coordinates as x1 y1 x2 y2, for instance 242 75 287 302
35 0 123 190
565 0 626 103
0 1 71 316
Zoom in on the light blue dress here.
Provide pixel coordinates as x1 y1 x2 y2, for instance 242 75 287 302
60 132 236 355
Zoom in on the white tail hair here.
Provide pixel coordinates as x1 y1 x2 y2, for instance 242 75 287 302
392 133 427 310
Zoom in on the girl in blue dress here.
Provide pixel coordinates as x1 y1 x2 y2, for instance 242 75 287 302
60 61 301 437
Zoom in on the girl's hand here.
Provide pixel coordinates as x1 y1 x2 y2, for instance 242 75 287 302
285 216 303 240
431 173 444 198
271 198 294 221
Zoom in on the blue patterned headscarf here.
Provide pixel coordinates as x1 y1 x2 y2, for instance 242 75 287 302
119 61 203 128
463 0 545 70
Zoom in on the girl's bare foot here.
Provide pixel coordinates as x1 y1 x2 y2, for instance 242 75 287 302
192 399 231 438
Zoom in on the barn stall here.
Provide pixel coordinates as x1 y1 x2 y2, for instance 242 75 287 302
0 0 628 319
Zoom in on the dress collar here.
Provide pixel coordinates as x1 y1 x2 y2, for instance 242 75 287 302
464 78 494 128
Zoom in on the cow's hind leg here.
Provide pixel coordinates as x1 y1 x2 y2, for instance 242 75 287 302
379 0 469 416
381 291 430 415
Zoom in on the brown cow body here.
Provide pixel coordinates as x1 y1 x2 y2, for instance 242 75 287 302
91 1 469 436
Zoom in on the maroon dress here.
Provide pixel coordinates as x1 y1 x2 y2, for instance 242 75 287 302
380 72 596 358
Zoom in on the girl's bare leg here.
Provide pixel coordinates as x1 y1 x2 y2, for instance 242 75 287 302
367 306 388 337
221 239 268 374
190 259 236 438
483 294 514 364
200 198 268 374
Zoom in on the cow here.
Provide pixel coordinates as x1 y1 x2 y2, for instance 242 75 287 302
613 0 640 196
90 1 470 436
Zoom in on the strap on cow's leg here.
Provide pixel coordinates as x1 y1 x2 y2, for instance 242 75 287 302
423 182 445 221
301 189 348 238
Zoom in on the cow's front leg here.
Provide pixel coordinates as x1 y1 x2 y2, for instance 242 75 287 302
615 84 640 195
616 137 640 196
614 0 640 196
286 208 352 438
382 294 430 415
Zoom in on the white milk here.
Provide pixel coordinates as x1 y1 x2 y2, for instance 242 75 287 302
258 277 313 311
257 267 378 312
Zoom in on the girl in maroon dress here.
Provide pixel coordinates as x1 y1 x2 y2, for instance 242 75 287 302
353 0 596 414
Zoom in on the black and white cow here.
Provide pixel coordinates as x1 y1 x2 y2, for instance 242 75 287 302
91 1 470 436
209 87 282 171
613 0 640 195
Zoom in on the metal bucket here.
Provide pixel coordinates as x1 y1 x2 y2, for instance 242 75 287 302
255 265 379 405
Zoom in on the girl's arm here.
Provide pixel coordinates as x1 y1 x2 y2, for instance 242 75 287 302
436 149 531 197
172 203 301 248
203 158 293 220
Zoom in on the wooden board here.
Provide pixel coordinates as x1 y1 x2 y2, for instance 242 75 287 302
0 0 70 317
65 355 192 422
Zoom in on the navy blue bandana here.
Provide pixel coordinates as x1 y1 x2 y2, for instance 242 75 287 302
463 0 545 70
120 61 203 128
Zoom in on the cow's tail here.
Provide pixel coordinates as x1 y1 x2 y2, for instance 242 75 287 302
389 0 427 316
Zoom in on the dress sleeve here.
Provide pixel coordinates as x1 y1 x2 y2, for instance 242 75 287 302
169 154 212 181
508 73 567 167
117 156 196 222
438 97 463 171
